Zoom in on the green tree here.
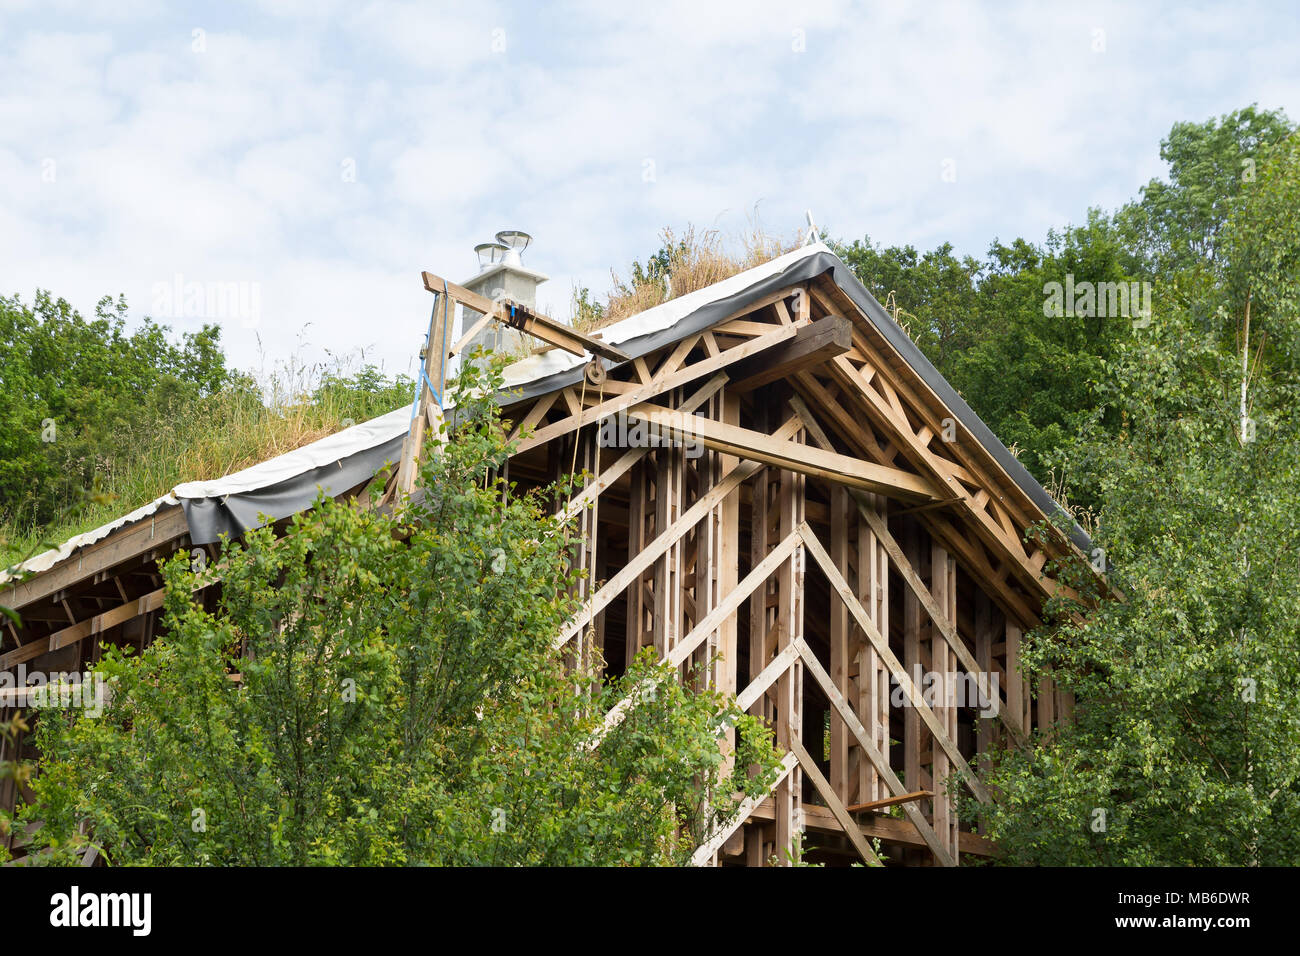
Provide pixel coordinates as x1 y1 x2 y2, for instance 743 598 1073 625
310 364 413 423
0 292 230 530
979 274 1300 866
1118 104 1294 275
1219 131 1300 372
835 217 1140 484
23 360 781 866
831 237 983 370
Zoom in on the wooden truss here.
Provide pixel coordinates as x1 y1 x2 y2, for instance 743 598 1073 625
489 274 1085 864
2 268 1088 865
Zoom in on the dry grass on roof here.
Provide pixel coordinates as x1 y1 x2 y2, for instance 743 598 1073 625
569 224 803 335
1 357 410 569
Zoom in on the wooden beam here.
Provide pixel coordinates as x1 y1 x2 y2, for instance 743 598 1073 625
395 284 455 495
563 373 727 521
787 388 1043 630
792 636 957 866
846 790 933 814
826 353 1076 606
506 392 559 443
626 405 940 503
447 309 495 358
421 271 629 363
516 323 801 454
798 524 993 805
736 640 801 712
724 315 851 393
2 505 189 613
829 486 851 803
554 417 801 648
0 587 167 670
789 736 881 866
749 800 996 858
499 298 632 363
597 532 800 739
689 752 797 866
857 504 1024 744
715 388 741 770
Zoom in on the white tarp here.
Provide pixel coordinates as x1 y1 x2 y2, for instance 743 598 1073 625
2 494 178 582
171 406 411 499
6 244 829 583
499 243 827 389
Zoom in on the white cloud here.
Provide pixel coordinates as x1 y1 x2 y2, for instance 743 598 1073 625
0 0 1295 381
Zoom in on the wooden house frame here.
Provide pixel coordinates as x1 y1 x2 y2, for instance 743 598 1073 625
2 244 1096 865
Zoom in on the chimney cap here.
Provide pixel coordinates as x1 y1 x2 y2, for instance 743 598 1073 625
475 242 509 272
495 230 531 267
495 230 531 253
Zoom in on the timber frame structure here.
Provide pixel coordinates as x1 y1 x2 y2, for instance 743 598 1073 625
2 243 1098 865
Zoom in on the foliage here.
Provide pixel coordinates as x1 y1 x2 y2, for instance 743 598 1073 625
1118 104 1295 274
23 360 781 866
980 299 1300 864
1220 130 1300 372
0 713 31 864
0 292 229 532
1 348 412 569
978 111 1300 865
310 364 414 424
570 285 606 330
9 103 1300 869
834 213 1139 485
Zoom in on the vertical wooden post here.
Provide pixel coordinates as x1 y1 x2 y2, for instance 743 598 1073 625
626 460 650 669
929 540 956 862
396 291 455 495
745 405 774 866
651 390 685 661
652 445 672 659
747 402 775 726
1038 676 1056 728
715 390 740 747
946 549 960 859
714 389 744 860
774 434 805 865
1059 689 1075 722
974 592 996 774
830 486 851 804
903 523 923 822
1005 620 1027 735
859 493 890 803
574 430 602 678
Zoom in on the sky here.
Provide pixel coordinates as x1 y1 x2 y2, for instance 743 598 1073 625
1 0 1297 383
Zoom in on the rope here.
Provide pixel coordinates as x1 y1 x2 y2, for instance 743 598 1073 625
557 362 606 649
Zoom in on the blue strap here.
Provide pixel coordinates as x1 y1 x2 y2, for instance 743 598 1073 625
409 282 455 420
410 359 441 420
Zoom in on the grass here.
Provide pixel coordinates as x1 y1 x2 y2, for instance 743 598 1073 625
1 356 412 570
570 222 803 334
